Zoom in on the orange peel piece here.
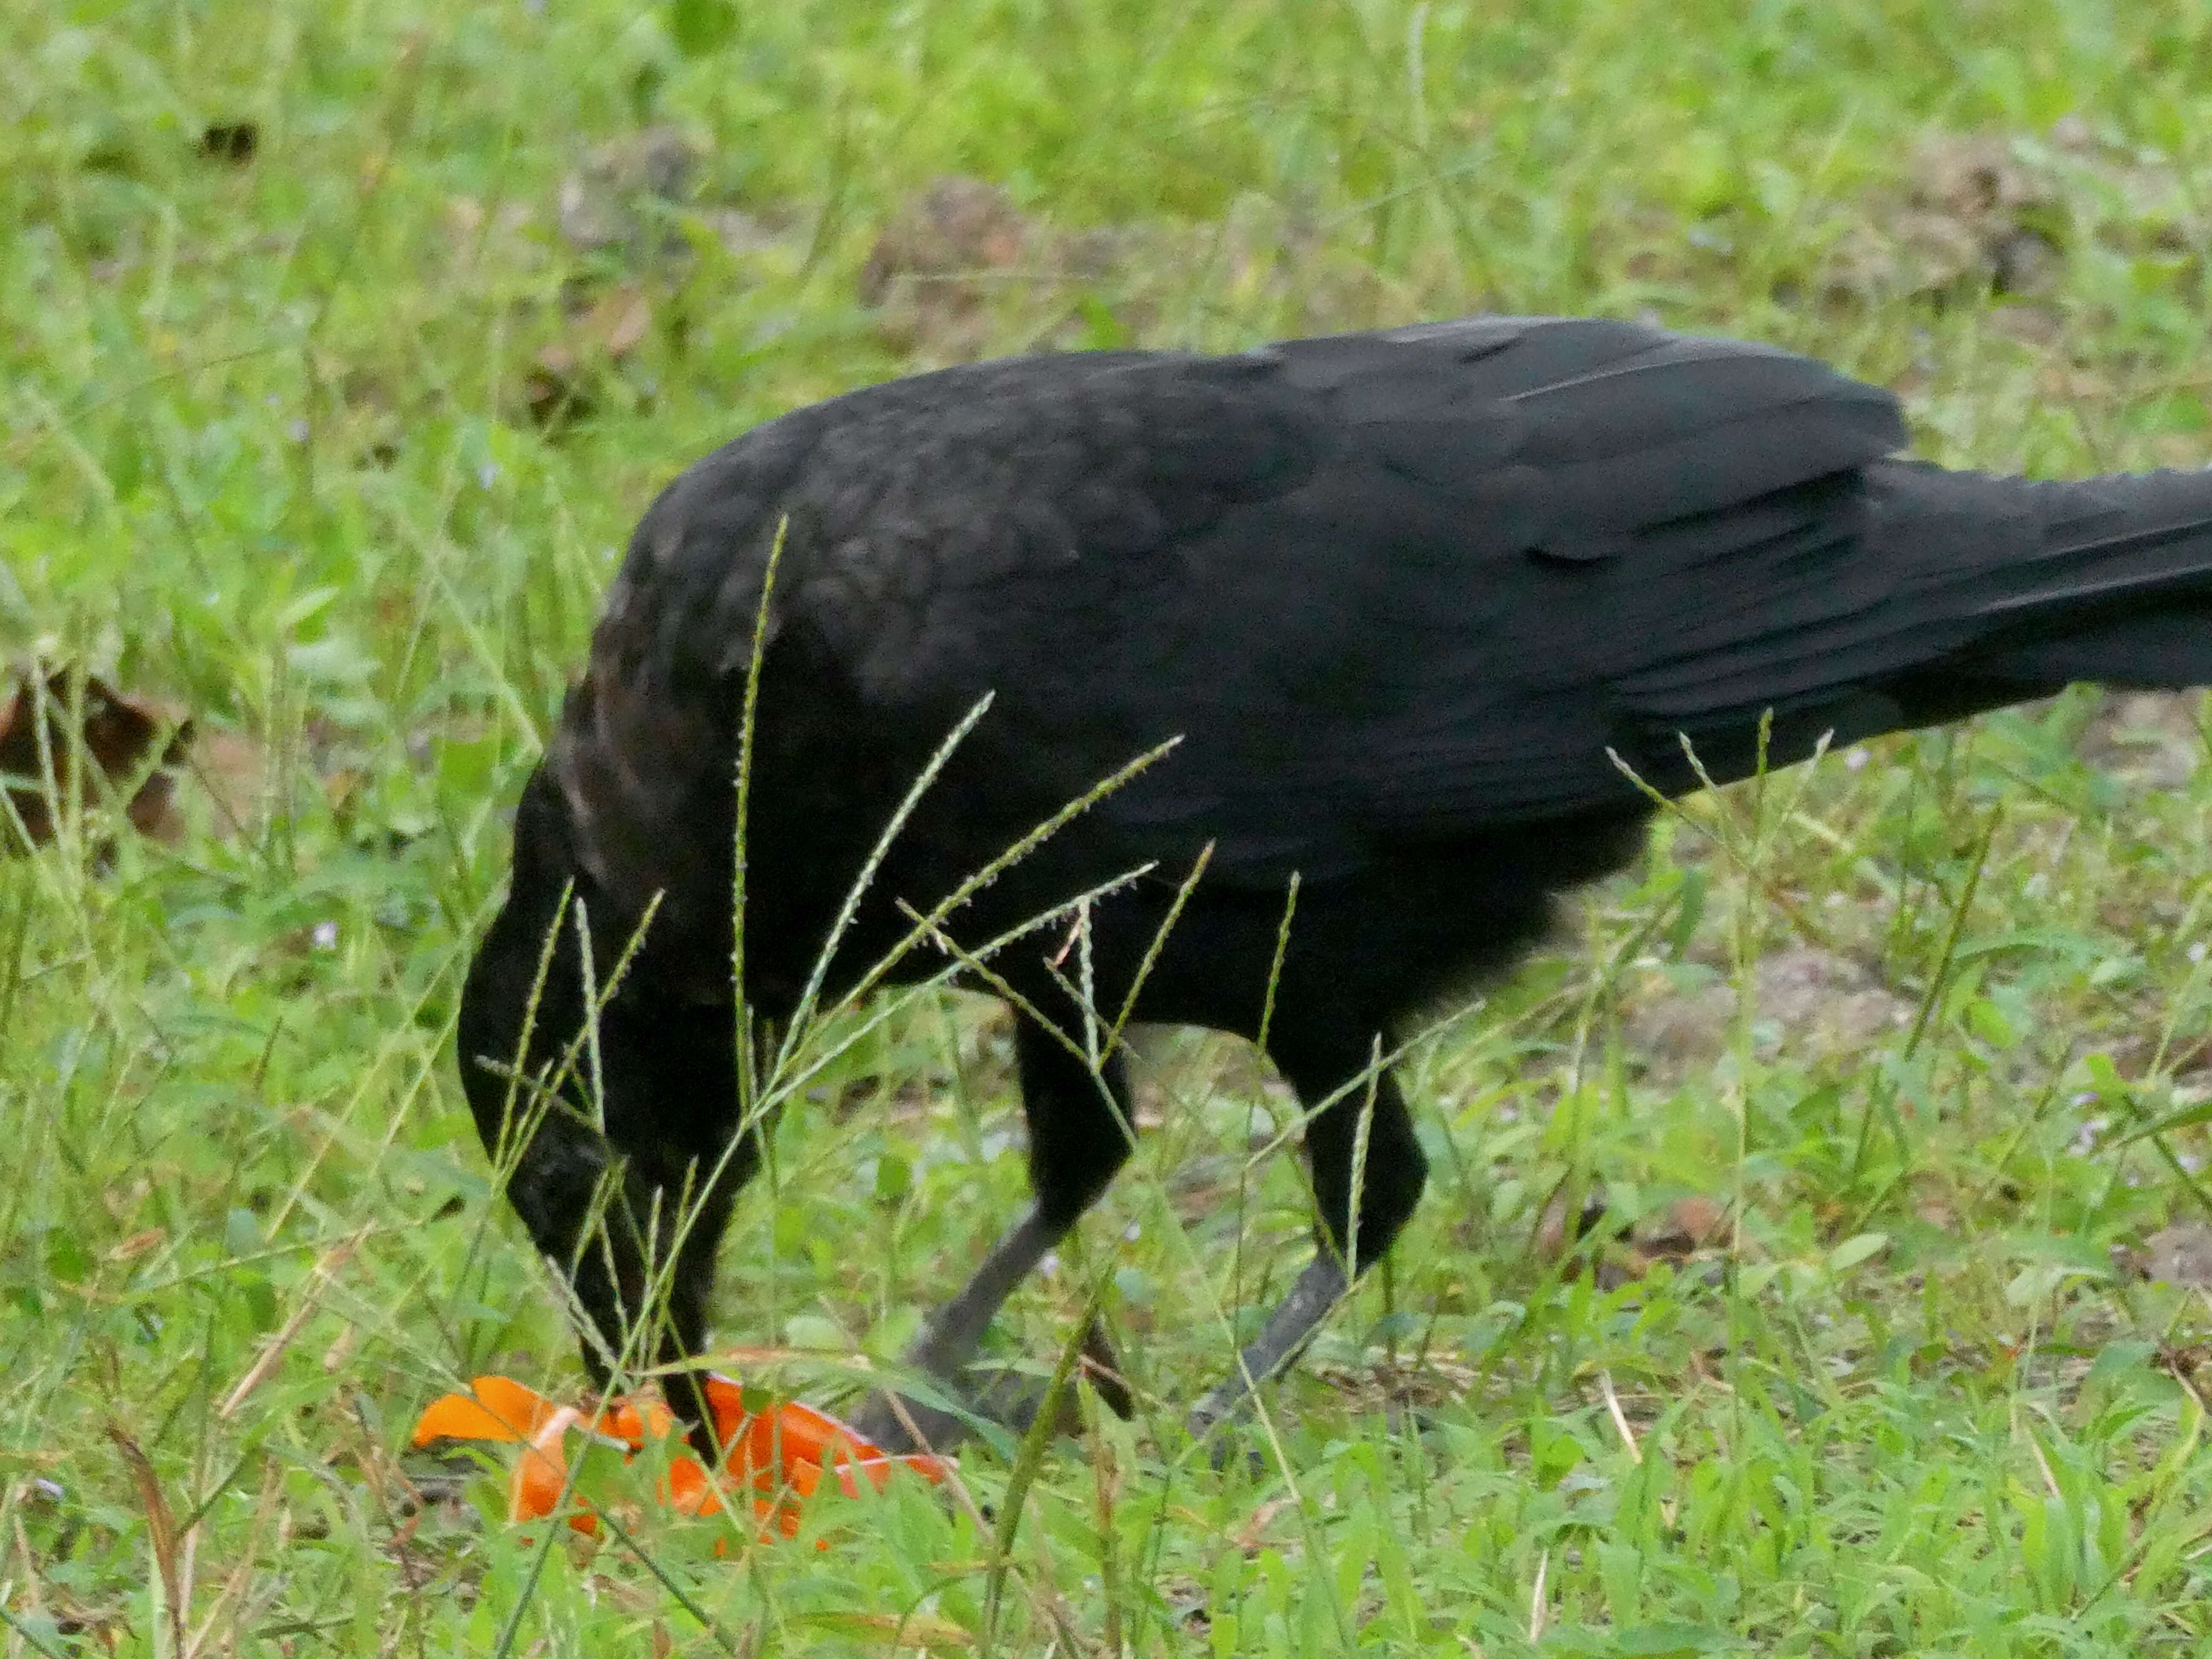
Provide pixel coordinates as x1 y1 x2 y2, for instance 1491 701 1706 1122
510 1405 609 1536
409 1372 949 1545
411 1374 565 1446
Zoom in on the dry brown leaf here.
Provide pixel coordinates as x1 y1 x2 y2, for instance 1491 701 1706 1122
106 1228 165 1263
0 672 192 851
528 284 656 428
589 284 653 358
1534 1181 1614 1261
106 1428 184 1654
1231 1494 1297 1554
1916 1194 1961 1229
1640 1194 1728 1261
1534 1180 1731 1286
320 1322 360 1373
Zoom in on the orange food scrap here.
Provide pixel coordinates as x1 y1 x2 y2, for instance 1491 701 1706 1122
410 1373 948 1545
411 1373 564 1445
511 1406 607 1536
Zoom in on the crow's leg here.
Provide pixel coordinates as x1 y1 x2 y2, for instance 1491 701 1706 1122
850 1012 1135 1452
1187 1028 1427 1440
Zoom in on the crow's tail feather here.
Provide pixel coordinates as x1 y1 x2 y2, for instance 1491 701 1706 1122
1879 462 2212 713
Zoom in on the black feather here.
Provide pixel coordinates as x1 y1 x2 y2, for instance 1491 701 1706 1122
457 315 2212 1448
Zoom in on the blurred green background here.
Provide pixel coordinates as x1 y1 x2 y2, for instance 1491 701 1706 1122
9 0 2212 1652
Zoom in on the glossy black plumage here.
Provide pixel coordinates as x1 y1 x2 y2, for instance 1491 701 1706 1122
457 315 2212 1448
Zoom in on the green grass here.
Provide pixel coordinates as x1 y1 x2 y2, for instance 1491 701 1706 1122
10 0 2212 1651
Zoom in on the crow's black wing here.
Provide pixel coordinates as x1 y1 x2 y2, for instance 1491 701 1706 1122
1094 316 1914 874
776 316 1911 885
556 315 2212 906
555 318 1912 896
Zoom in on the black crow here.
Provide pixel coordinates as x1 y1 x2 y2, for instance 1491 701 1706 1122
457 314 2212 1453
